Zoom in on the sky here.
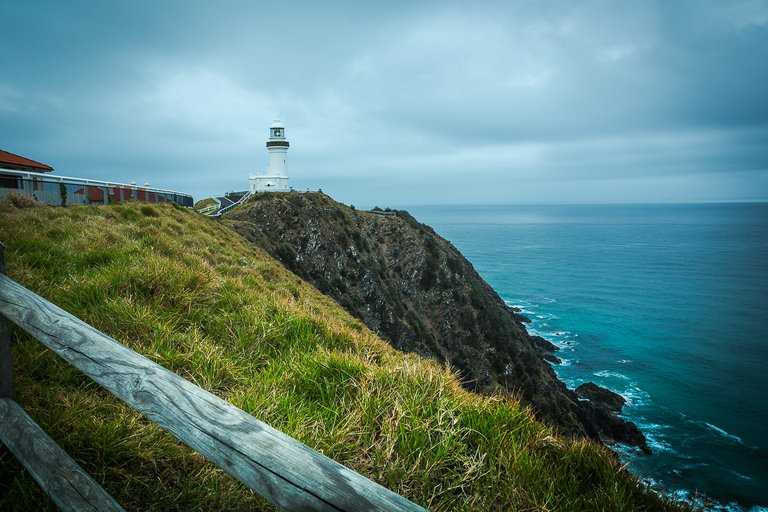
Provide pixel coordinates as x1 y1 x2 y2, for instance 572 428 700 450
1 0 767 206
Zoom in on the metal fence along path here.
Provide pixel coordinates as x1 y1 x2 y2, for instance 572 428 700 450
0 169 193 207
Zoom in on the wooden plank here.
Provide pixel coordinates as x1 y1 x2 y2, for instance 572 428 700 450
0 313 12 400
0 398 125 511
0 242 15 400
0 275 426 512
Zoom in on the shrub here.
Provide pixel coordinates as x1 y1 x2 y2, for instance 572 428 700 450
2 192 39 210
59 183 67 206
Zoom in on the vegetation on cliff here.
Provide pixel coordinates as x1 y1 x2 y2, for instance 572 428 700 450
0 198 684 510
225 192 648 452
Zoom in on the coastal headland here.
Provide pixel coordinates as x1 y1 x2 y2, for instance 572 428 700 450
225 192 649 453
0 194 682 510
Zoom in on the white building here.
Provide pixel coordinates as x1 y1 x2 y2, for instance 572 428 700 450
248 119 290 193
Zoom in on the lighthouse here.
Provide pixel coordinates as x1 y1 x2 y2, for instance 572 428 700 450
248 118 290 192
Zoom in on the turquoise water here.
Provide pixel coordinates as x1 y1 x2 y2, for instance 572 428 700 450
405 203 768 511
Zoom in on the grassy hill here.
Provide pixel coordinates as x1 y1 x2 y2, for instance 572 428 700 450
0 197 686 511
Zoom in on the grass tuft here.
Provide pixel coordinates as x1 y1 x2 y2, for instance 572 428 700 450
1 192 40 210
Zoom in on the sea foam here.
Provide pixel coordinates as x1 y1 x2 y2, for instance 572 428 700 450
699 421 745 445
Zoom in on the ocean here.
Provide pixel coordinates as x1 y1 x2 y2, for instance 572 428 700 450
404 203 768 511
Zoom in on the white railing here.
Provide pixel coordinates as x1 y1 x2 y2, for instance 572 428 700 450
0 168 188 195
210 191 252 217
0 168 193 207
197 198 221 215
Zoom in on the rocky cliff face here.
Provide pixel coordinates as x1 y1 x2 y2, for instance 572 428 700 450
226 192 649 452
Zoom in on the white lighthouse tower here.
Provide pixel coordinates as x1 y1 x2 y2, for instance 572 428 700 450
249 118 290 192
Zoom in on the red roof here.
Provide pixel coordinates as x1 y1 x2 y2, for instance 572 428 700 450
0 149 54 172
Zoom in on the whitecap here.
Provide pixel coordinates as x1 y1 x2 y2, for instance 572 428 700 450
594 370 629 380
634 421 670 433
701 421 744 445
644 433 674 453
621 385 651 407
632 478 754 512
680 460 709 469
729 470 752 481
504 299 534 312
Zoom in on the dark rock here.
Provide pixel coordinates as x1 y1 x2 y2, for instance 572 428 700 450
575 382 626 413
225 192 651 453
612 419 651 454
530 335 559 353
543 353 562 364
573 399 651 454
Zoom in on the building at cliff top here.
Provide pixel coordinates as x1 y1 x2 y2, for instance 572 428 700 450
0 149 54 173
248 118 291 193
0 148 193 207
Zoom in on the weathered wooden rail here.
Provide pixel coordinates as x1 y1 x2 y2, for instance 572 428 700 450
0 242 426 511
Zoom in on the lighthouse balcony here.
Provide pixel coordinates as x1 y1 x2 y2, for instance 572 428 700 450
266 141 290 148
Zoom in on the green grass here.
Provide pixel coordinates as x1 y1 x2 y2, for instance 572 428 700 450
193 197 218 212
0 199 690 511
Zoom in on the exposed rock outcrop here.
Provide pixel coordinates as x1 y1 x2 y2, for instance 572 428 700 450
576 382 627 413
530 335 560 353
225 192 649 452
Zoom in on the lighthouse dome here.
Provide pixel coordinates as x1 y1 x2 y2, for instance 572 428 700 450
270 118 284 129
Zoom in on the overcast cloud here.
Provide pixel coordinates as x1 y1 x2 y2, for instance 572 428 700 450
1 0 766 205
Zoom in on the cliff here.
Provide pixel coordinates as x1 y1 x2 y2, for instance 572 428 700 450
225 192 649 452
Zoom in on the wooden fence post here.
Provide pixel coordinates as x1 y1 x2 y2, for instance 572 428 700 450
0 242 15 400
0 398 125 511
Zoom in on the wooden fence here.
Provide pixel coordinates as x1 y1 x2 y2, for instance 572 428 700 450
0 242 426 511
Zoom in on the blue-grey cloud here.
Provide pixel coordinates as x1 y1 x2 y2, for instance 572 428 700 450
1 0 766 205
